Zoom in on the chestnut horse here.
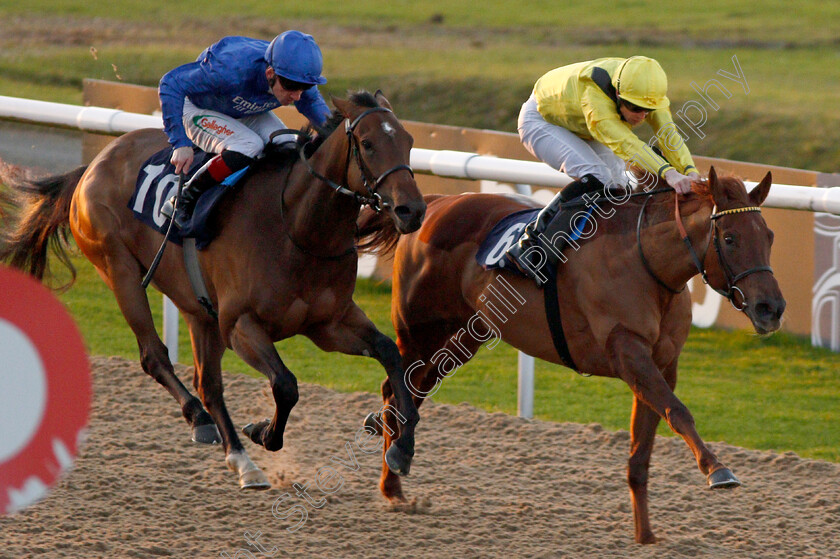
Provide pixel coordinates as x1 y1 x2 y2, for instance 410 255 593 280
0 91 425 489
358 168 784 543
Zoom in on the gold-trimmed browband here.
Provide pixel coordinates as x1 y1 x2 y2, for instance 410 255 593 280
710 206 761 220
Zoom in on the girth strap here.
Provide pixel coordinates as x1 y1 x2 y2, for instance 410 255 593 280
543 264 579 371
183 238 218 319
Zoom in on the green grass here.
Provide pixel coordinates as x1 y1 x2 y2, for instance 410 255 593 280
4 1 840 44
3 3 840 170
48 251 840 463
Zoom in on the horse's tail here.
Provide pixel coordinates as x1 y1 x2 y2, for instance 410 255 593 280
356 207 402 256
0 161 88 287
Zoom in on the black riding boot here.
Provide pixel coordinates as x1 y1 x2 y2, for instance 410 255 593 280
162 150 255 230
172 168 217 230
506 174 603 282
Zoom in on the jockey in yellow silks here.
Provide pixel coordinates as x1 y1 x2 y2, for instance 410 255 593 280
508 56 700 275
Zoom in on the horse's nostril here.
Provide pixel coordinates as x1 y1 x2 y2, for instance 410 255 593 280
394 205 413 221
755 300 785 322
755 302 772 318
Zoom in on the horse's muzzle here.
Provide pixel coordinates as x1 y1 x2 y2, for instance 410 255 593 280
747 295 786 334
392 199 427 234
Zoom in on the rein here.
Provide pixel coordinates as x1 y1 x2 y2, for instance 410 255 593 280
637 191 772 309
278 164 357 261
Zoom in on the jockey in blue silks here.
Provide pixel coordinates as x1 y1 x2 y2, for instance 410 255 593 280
159 31 332 228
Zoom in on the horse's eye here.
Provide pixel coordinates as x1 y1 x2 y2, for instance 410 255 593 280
724 234 735 246
361 139 373 151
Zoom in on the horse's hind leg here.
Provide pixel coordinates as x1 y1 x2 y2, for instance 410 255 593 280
185 314 269 489
105 251 218 443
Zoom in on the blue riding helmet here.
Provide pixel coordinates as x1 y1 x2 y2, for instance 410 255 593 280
264 30 327 85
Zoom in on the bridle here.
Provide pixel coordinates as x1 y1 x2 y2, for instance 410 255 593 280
300 106 414 213
708 205 774 310
279 106 414 260
637 193 774 310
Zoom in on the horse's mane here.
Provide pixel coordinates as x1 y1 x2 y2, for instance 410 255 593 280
258 90 382 170
302 90 381 153
357 206 401 254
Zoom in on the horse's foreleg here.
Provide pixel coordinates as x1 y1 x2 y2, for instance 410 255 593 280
606 325 738 488
229 314 298 453
376 346 453 503
308 304 419 477
106 254 215 441
369 319 482 503
368 329 418 477
186 315 269 489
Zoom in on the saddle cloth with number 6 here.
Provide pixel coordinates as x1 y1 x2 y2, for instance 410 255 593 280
475 204 597 277
475 208 540 271
128 147 248 249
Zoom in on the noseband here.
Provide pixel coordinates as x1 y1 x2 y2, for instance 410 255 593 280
301 106 414 212
638 194 774 310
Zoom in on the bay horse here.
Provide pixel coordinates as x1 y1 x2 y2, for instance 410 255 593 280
0 91 425 489
357 168 785 543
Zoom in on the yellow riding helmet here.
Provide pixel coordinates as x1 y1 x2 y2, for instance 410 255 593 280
614 56 670 110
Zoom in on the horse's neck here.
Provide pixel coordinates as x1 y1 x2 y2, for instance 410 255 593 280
281 131 360 249
642 195 715 289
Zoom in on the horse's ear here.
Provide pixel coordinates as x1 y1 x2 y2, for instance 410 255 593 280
707 166 723 202
374 90 393 111
707 166 735 208
748 171 773 206
331 95 351 118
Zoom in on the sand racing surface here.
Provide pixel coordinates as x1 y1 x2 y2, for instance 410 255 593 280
1 355 838 558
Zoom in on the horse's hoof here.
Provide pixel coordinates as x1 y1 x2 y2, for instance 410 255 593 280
240 469 271 490
192 423 222 445
363 412 383 436
242 422 259 437
385 443 413 476
227 450 270 490
708 467 741 489
242 419 270 445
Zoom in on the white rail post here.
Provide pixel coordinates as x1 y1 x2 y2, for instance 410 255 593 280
517 351 536 419
514 183 536 419
162 296 179 364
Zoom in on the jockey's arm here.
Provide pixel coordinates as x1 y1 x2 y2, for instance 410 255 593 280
647 109 699 177
159 62 210 150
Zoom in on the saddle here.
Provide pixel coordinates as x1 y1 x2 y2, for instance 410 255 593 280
476 196 605 372
128 146 250 250
476 202 598 281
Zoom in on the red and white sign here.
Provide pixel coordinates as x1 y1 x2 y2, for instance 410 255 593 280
0 266 90 515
